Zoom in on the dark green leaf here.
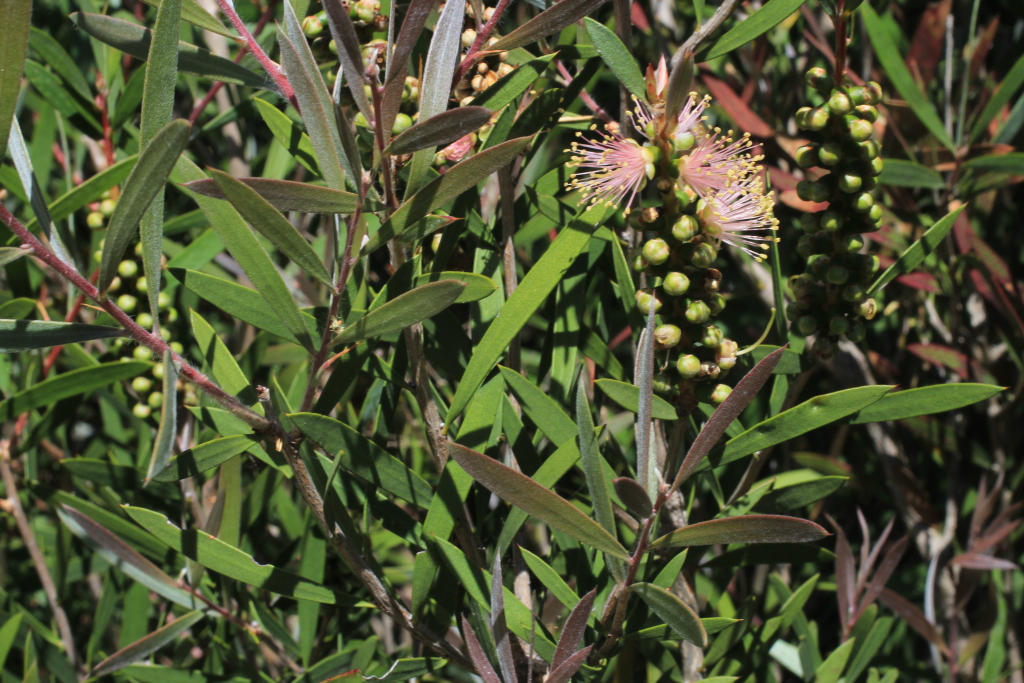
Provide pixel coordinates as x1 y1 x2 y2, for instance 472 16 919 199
0 362 149 421
495 439 580 552
91 611 205 677
500 366 577 446
651 514 829 548
755 477 848 513
971 52 1024 142
0 0 31 164
583 18 646 100
594 379 678 420
471 55 557 111
848 383 1003 424
385 107 492 156
28 28 93 101
253 97 321 176
962 152 1024 175
332 280 466 345
704 0 805 60
631 583 707 646
813 637 857 683
136 0 237 40
877 159 945 189
488 0 611 51
868 205 966 296
0 320 124 351
23 155 138 233
152 435 262 482
181 177 360 214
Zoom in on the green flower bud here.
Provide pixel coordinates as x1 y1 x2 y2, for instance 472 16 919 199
152 361 165 379
685 299 711 324
795 144 819 169
132 403 152 419
643 238 671 266
652 373 673 394
709 384 732 405
868 156 884 176
796 234 814 258
674 130 695 151
86 211 105 229
856 298 878 319
677 354 701 378
159 327 172 341
806 108 830 131
654 324 682 349
118 259 138 278
689 242 717 269
847 118 873 142
708 293 727 315
864 82 883 105
838 234 865 253
820 210 844 232
147 391 163 409
137 276 148 293
302 14 324 37
838 173 863 193
808 254 831 278
797 180 830 204
392 113 413 134
631 252 650 272
799 213 819 234
868 204 884 223
842 283 867 302
818 143 843 167
795 106 812 129
157 292 171 310
99 198 117 216
828 90 852 115
636 289 662 315
855 105 879 123
662 271 691 296
167 308 178 323
675 184 698 210
848 86 869 106
117 294 137 313
797 315 819 336
132 376 152 393
672 215 699 243
785 302 802 321
857 139 880 158
826 264 850 284
170 341 184 354
133 345 151 361
136 312 154 328
701 324 723 347
847 318 867 342
354 112 369 128
108 276 122 293
852 192 874 213
805 67 834 93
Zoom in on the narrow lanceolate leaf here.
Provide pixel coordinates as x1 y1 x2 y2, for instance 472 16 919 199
460 616 502 683
446 203 608 423
253 97 321 176
379 0 435 142
68 13 270 90
552 589 596 671
9 119 74 265
878 589 949 655
868 204 966 296
414 272 498 303
210 170 334 288
147 362 177 483
849 383 1003 424
636 305 657 501
971 52 1024 142
0 362 149 421
332 280 466 345
28 27 93 101
631 583 707 647
24 155 139 233
385 107 492 156
322 0 373 123
0 320 125 351
0 614 23 672
704 0 806 60
672 347 786 490
98 119 189 296
363 658 448 683
861 4 955 152
488 0 611 51
136 0 236 40
472 54 557 112
0 0 32 164
650 514 829 549
490 556 517 683
182 177 360 214
583 18 646 100
91 610 205 677
594 379 678 419
813 637 856 683
125 506 365 605
177 157 315 351
362 136 533 255
877 159 945 189
406 0 464 192
56 506 200 610
614 477 653 518
152 434 261 482
0 248 27 267
448 442 630 560
546 646 594 683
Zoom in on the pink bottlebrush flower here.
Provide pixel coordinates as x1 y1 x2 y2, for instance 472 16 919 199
567 126 658 214
698 175 779 262
677 126 763 199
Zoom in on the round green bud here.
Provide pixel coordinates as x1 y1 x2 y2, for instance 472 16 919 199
108 276 122 293
136 312 154 328
643 238 671 266
864 82 883 105
136 276 148 293
797 234 814 258
117 260 138 278
392 113 413 135
133 345 151 361
708 293 727 315
631 252 649 272
818 143 843 167
786 302 802 322
820 210 844 232
662 271 691 297
828 91 852 115
152 362 165 379
159 327 172 341
676 354 701 378
857 139 880 158
157 292 171 310
354 112 369 128
654 324 682 348
86 211 105 229
147 392 163 409
847 318 867 342
826 265 849 285
690 242 717 269
652 373 674 394
302 14 323 37
842 283 867 302
855 105 879 123
812 231 834 254
131 376 152 393
869 156 884 176
797 180 830 204
99 198 117 216
132 403 152 419
675 184 698 210
852 192 874 213
635 289 662 315
170 341 184 354
868 204 884 222
856 298 878 319
805 67 834 93
795 106 812 129
838 173 863 193
701 324 723 347
674 130 695 151
709 384 732 405
797 315 819 336
672 215 699 242
799 213 819 234
685 299 711 324
847 118 873 142
808 254 831 279
795 144 819 169
807 108 830 131
848 86 869 106
838 234 865 253
116 294 137 313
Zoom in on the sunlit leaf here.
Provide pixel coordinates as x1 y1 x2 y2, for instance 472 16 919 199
489 0 611 51
583 18 645 100
91 610 205 677
631 583 707 646
868 205 966 295
331 280 466 345
182 177 360 214
651 514 829 548
0 320 124 351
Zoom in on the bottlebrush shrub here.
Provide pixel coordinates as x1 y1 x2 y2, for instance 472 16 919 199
0 0 1020 682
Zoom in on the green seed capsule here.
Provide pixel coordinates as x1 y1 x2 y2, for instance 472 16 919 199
797 315 819 336
847 118 873 142
827 265 849 284
392 113 413 135
708 293 727 315
701 324 723 347
838 173 863 193
818 143 843 167
136 312 153 328
118 260 138 278
654 324 682 348
672 215 699 242
676 354 701 378
847 318 867 342
868 204 883 223
856 298 878 319
685 300 711 324
133 346 151 361
820 210 844 232
828 91 852 115
132 403 152 419
842 283 867 302
807 108 830 131
709 384 732 405
117 294 137 313
795 144 819 169
643 238 671 266
636 289 662 315
662 271 691 296
864 82 883 105
852 192 874 213
869 156 884 176
690 242 717 269
147 392 163 409
131 376 152 393
86 212 105 229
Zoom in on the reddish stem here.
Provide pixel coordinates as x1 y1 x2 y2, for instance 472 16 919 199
452 0 513 86
214 0 297 108
833 1 847 86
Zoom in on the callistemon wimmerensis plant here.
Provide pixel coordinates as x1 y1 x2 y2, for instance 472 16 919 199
567 61 779 415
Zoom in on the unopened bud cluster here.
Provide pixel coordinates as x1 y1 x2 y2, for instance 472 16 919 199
788 67 883 360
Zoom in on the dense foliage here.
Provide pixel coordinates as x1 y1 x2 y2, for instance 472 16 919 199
1 0 1023 682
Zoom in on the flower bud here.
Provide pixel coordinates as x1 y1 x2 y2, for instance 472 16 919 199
132 376 152 393
819 210 843 232
842 283 866 302
785 302 802 321
797 315 819 336
855 298 878 319
302 14 324 37
838 173 863 193
674 130 695 151
170 341 184 354
685 299 711 324
838 234 865 253
116 294 137 313
636 289 663 314
87 211 105 229
847 117 873 142
826 264 849 284
799 213 818 234
100 198 117 216
868 156 884 176
716 338 738 364
806 108 830 131
868 204 883 222
797 234 814 258
671 215 699 242
392 113 413 134
701 324 723 347
136 312 153 328
805 67 834 93
708 293 726 315
795 144 819 169
709 383 732 405
461 28 477 48
157 292 171 310
153 361 165 379
676 354 701 378
133 346 151 361
852 192 874 213
847 318 867 342
857 139 880 158
854 105 878 123
818 143 842 167
643 238 671 266
148 391 163 409
795 106 812 129
652 373 673 394
675 184 698 210
828 90 852 115
631 251 650 272
136 276 148 293
133 404 152 419
864 82 883 105
689 242 717 269
848 86 869 106
797 180 829 204
654 324 682 348
700 361 720 379
662 271 690 296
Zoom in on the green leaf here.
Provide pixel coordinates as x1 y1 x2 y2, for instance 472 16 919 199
361 137 532 255
125 506 366 605
489 0 611 51
582 18 646 100
0 0 31 164
755 477 847 513
210 169 334 287
628 619 739 641
594 379 678 420
971 52 1024 142
962 152 1024 175
867 205 966 296
813 637 857 683
0 614 24 672
385 107 492 156
290 412 434 508
28 28 93 101
849 383 1003 424
91 610 205 677
253 97 321 176
0 320 124 352
332 280 466 345
23 155 138 233
703 543 835 567
98 119 189 296
364 658 448 682
177 158 315 351
496 439 580 552
631 583 707 647
446 204 608 423
704 0 805 60
448 442 630 560
707 385 894 471
860 3 955 152
171 269 317 345
472 55 557 111
520 548 582 612
0 361 149 421
877 159 945 189
152 434 262 482
190 309 261 409
500 366 577 446
651 514 829 548
136 0 237 40
0 248 27 267
413 272 498 303
845 618 894 683
181 177 360 214
69 13 270 90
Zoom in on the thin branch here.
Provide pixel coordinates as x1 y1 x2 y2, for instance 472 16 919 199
452 0 514 87
213 0 297 107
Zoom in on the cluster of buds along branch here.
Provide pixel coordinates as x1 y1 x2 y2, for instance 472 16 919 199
567 59 778 414
789 67 884 360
